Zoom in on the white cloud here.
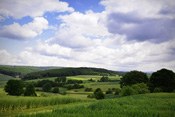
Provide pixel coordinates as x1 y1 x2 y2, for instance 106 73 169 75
26 39 175 72
0 49 19 65
0 17 48 40
0 0 74 19
100 0 175 19
48 11 109 48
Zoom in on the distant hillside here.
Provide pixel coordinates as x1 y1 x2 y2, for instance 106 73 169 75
24 67 126 80
0 65 62 77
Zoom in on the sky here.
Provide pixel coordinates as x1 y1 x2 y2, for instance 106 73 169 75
0 0 175 72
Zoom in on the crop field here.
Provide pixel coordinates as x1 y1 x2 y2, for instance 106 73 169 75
26 75 121 83
15 93 175 117
0 72 175 117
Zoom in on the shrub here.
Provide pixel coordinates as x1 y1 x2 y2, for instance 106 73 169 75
62 91 67 95
87 94 95 98
52 87 59 93
121 86 137 96
94 88 105 99
4 79 24 96
106 88 113 94
153 87 162 93
85 88 93 92
132 83 150 94
114 88 121 95
121 83 150 96
112 88 117 91
24 83 37 96
42 83 52 92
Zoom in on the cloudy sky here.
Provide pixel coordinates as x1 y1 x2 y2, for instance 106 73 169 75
0 0 175 72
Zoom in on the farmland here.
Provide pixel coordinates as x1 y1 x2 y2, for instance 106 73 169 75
0 66 175 117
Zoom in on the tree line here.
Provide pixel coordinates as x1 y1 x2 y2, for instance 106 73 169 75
23 67 121 80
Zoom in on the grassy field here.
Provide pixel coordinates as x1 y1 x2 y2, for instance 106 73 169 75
15 93 175 117
1 74 174 117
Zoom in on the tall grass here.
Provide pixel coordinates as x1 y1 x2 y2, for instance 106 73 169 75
18 93 175 117
0 96 93 112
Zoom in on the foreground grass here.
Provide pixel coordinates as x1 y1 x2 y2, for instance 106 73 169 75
18 93 175 117
0 95 94 113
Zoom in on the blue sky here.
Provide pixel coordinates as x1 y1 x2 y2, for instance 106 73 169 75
0 0 175 72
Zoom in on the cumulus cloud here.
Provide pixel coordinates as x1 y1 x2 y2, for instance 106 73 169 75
0 49 19 65
47 11 109 48
0 17 48 40
101 0 175 43
0 0 74 19
25 38 175 72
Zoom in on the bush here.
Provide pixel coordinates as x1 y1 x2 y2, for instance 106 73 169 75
94 88 105 99
52 87 59 93
24 83 37 96
121 83 150 96
112 88 117 91
4 79 24 96
132 83 150 94
153 87 162 93
121 86 137 96
62 91 66 95
85 88 93 92
42 83 52 92
114 88 121 95
87 94 95 98
106 88 113 94
149 68 175 92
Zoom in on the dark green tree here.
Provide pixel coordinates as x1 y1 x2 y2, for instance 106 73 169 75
94 88 105 99
61 76 66 83
24 83 37 96
149 68 175 92
120 71 148 88
106 88 113 94
52 87 59 93
42 83 52 92
4 79 24 96
100 76 109 82
55 77 61 83
114 88 121 95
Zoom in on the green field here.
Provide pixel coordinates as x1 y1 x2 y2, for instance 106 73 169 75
0 92 174 117
0 74 174 117
26 75 121 82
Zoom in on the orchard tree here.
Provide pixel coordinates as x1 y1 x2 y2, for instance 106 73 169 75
120 71 148 88
149 68 175 92
4 79 24 96
24 83 37 96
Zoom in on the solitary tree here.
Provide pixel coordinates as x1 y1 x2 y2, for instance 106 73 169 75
42 83 52 92
149 68 175 92
24 83 37 96
120 71 148 88
4 79 24 96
